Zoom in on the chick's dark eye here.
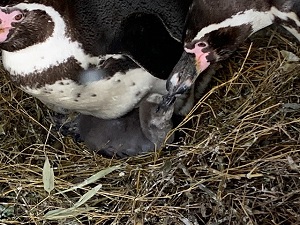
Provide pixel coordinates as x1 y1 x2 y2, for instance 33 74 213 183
14 14 23 21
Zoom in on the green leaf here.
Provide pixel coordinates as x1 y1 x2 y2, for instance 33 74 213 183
44 184 102 220
58 165 121 194
73 184 102 208
0 124 5 135
44 207 94 220
43 157 55 194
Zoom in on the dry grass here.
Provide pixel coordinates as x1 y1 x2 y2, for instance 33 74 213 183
1 27 300 225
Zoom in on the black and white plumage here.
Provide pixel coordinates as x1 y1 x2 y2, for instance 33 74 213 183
75 68 175 158
0 0 192 157
0 0 191 119
161 0 300 109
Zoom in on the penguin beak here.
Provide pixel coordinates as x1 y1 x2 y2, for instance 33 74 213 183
158 50 210 111
168 45 211 95
166 51 198 94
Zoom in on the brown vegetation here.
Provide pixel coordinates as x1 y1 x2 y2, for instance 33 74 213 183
1 27 300 224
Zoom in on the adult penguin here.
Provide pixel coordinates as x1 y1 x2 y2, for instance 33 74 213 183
0 0 192 156
160 0 300 109
0 0 192 118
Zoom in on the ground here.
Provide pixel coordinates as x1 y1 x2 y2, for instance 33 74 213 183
0 26 300 225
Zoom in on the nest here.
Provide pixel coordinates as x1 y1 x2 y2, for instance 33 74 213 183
0 27 300 225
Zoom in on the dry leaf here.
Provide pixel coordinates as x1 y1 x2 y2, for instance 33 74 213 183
44 184 102 220
58 165 121 194
43 157 55 194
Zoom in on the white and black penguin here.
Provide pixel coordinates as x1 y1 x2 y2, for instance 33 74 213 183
0 0 192 157
75 67 175 158
0 0 192 119
160 0 300 108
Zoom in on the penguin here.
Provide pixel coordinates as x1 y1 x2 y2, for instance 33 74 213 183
160 0 300 109
79 93 174 158
0 0 193 157
74 66 175 158
0 0 192 119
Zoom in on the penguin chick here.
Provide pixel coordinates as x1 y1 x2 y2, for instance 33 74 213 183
78 93 174 158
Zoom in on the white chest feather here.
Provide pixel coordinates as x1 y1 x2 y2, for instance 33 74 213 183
23 68 166 119
2 38 99 76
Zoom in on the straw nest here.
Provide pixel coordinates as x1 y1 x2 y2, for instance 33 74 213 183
0 26 300 225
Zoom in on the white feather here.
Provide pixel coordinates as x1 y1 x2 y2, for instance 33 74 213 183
24 68 166 119
193 6 300 41
194 9 274 41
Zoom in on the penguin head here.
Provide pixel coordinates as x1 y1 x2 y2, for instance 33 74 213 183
184 24 252 69
180 0 253 76
0 7 27 45
0 2 65 52
167 24 252 94
164 9 253 102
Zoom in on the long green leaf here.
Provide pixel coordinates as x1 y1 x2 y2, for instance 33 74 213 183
58 165 121 194
43 157 54 194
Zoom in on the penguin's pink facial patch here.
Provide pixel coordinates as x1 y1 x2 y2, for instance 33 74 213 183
0 9 24 43
185 42 210 74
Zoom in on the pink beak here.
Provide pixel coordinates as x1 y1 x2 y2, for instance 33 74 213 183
184 44 211 74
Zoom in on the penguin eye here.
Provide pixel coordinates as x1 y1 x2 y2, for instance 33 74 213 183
14 13 24 21
197 42 207 48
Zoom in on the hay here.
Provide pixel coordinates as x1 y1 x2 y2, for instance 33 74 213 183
1 27 300 224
